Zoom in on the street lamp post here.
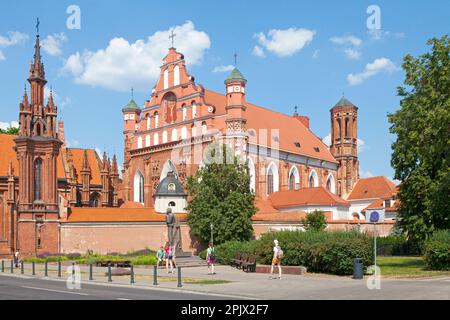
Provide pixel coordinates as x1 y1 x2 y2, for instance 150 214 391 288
210 223 214 245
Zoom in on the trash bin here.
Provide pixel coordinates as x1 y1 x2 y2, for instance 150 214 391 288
353 258 363 279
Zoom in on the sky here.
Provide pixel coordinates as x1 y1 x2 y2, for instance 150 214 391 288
0 0 448 181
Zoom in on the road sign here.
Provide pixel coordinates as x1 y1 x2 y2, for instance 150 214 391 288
370 211 380 223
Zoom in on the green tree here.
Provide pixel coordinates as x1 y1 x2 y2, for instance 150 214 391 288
186 142 256 245
388 35 450 242
0 126 19 135
302 210 327 231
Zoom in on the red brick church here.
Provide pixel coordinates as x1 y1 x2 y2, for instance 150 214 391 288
0 28 398 258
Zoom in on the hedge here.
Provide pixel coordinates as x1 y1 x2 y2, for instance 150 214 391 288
202 230 374 275
376 236 422 256
423 230 450 270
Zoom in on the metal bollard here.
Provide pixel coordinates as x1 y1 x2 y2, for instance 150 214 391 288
21 261 24 274
130 265 135 284
108 263 112 282
89 263 93 281
44 261 48 277
72 262 75 285
1 260 4 273
177 267 182 288
10 260 13 273
32 261 35 275
153 265 158 285
58 261 61 278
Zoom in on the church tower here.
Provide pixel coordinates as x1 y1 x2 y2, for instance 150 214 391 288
330 96 359 198
14 22 63 256
224 67 248 160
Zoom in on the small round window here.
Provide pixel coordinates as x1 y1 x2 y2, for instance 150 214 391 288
168 183 176 191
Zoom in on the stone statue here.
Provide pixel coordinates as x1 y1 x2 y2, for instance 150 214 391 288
165 207 187 256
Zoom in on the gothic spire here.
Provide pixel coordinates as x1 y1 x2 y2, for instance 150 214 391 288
81 150 91 172
34 18 41 66
111 154 118 174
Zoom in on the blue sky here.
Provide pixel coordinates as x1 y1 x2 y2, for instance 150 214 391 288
0 0 448 180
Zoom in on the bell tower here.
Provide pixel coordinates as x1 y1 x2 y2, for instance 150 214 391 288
14 21 63 256
224 66 247 160
330 96 359 198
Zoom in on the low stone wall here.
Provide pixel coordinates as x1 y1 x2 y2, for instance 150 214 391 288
60 221 394 255
255 265 307 275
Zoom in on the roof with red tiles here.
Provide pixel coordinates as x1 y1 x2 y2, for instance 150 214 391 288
68 148 103 185
0 134 65 179
66 207 187 223
347 176 397 200
268 187 349 209
203 90 337 163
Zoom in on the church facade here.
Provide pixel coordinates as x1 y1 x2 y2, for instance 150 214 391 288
121 47 359 216
0 28 398 258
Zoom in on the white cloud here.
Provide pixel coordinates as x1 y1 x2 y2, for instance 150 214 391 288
252 45 266 58
0 31 29 47
360 169 374 178
322 133 331 147
42 32 67 56
95 148 103 158
330 34 362 47
312 49 320 59
368 30 405 41
66 139 80 148
330 34 362 60
0 121 19 130
0 31 29 61
212 64 234 73
357 138 367 153
61 21 211 92
254 27 315 57
344 48 361 60
44 87 71 109
347 58 398 86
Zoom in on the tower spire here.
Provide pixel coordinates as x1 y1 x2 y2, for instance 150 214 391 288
33 18 41 66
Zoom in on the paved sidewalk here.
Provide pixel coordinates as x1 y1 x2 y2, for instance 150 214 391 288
2 262 449 300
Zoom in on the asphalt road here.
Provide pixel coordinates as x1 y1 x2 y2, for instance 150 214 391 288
0 274 236 300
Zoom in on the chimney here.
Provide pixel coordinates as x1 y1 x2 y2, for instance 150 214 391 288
294 115 310 129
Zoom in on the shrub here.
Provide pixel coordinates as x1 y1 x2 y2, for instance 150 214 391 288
213 230 375 275
423 230 450 270
302 210 327 231
376 236 422 256
199 241 254 265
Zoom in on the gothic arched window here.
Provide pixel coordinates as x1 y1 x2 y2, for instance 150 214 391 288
162 92 177 124
174 65 180 86
288 166 300 190
90 192 100 207
192 101 197 119
182 104 187 121
154 112 159 129
137 136 143 149
267 162 279 195
308 170 319 188
34 158 43 201
248 157 256 192
201 121 207 135
163 69 169 89
326 173 336 194
171 129 177 141
134 171 144 204
145 135 151 147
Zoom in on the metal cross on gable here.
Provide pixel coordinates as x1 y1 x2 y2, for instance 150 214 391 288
169 29 176 48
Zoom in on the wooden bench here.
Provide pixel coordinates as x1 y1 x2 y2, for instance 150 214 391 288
242 256 257 273
234 254 249 269
230 254 243 268
95 260 131 268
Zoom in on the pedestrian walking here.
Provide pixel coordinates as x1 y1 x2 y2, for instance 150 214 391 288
14 249 20 268
207 242 216 275
270 239 283 279
166 244 175 274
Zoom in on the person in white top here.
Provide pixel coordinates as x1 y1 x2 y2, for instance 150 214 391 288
14 250 20 268
270 239 283 279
